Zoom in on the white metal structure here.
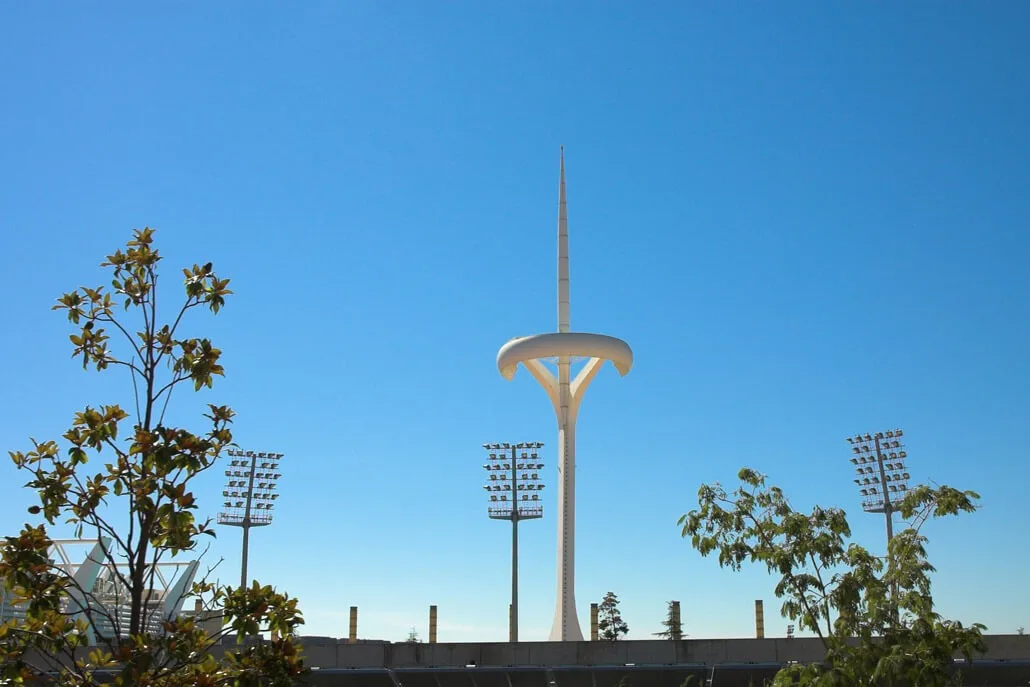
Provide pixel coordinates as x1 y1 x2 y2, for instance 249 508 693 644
496 148 633 641
0 538 198 642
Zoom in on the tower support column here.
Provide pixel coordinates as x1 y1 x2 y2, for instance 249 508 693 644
550 409 583 640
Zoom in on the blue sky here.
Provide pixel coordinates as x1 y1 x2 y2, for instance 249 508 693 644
2 2 1028 642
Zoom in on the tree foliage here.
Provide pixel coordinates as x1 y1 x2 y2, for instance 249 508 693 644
679 467 986 686
597 591 629 641
654 600 683 640
0 229 306 686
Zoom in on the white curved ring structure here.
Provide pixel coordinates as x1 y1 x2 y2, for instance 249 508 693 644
498 333 633 381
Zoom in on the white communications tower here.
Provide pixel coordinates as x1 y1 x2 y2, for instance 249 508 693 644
496 148 633 641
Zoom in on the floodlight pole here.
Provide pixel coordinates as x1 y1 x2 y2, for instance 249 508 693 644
847 430 911 625
240 450 258 590
873 435 895 545
218 449 284 592
872 435 900 623
509 445 520 643
484 442 544 642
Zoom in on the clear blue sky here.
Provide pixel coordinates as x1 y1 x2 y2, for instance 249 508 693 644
2 2 1028 642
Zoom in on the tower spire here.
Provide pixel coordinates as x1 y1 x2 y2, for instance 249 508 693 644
557 146 570 334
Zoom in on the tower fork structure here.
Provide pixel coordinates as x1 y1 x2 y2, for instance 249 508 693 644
496 148 633 641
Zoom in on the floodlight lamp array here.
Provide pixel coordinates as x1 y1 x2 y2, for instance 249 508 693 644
481 442 545 450
218 449 286 526
845 430 910 513
483 442 545 520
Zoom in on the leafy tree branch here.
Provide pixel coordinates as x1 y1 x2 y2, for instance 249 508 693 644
2 228 305 686
680 467 985 686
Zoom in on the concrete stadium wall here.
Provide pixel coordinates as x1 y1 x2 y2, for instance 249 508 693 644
297 662 1030 687
298 635 1030 669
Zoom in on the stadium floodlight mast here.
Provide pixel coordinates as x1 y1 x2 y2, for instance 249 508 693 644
846 429 911 545
482 441 545 643
217 448 285 589
496 148 633 641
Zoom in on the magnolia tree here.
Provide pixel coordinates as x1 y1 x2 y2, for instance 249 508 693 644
680 468 985 686
0 229 305 686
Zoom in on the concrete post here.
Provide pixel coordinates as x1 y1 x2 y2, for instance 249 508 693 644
429 605 438 644
349 606 358 643
755 600 765 639
590 603 599 641
671 600 681 637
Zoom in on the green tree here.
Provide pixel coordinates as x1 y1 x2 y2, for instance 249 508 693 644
597 591 629 641
0 229 306 686
680 467 986 686
653 600 683 640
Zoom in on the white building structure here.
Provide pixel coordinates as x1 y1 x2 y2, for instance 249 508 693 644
0 538 198 642
496 148 633 641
